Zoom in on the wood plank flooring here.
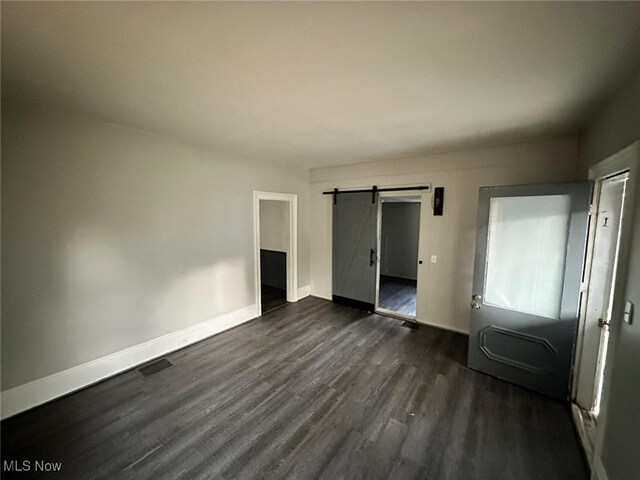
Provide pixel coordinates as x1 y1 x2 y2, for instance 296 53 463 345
0 297 587 480
379 275 417 316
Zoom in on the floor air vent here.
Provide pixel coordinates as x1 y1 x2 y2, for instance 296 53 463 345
401 321 418 329
138 358 174 378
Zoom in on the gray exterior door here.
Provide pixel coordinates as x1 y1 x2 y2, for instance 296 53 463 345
333 192 378 311
468 182 592 401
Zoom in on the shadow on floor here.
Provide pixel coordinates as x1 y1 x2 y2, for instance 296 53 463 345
261 284 287 314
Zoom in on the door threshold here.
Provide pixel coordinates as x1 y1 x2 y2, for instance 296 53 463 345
375 308 417 322
571 403 596 468
261 301 289 315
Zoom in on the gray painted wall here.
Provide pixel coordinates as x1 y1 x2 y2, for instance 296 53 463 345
310 137 580 333
1 103 310 391
578 69 640 480
380 202 420 280
259 200 289 253
578 71 640 177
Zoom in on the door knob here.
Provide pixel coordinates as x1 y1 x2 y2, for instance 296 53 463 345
470 302 481 309
472 294 482 301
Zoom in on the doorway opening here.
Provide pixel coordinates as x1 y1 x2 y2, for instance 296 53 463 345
575 172 628 410
590 172 628 416
259 199 289 313
253 192 298 317
571 170 628 460
375 195 421 319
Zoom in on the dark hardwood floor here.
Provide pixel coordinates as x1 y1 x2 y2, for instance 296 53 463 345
261 284 288 314
379 275 417 316
0 297 587 480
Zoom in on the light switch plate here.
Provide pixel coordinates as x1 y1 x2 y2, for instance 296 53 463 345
624 301 634 325
430 255 437 263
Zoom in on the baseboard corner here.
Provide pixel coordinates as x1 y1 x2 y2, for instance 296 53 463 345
296 285 311 300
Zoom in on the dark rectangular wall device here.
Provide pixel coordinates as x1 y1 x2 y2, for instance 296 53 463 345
433 187 444 216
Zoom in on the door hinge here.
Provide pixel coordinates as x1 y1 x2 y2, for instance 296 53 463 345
598 318 610 329
588 204 597 216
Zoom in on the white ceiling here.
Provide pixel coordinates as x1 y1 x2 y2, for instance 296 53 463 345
3 2 640 168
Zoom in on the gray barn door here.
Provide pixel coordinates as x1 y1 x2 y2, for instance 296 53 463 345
333 192 378 311
468 183 591 401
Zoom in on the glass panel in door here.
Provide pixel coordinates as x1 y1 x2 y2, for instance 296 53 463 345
484 195 571 319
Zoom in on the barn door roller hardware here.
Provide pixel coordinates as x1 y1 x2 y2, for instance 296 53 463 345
325 185 431 204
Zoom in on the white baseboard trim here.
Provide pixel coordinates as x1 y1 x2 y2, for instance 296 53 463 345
416 318 469 335
592 454 609 480
0 304 258 420
297 285 311 300
310 292 332 301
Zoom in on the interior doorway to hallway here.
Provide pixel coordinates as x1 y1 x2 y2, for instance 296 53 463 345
375 195 422 319
253 191 298 317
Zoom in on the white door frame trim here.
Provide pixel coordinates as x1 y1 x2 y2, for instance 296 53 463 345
572 171 628 411
253 191 298 317
374 192 423 320
571 141 639 477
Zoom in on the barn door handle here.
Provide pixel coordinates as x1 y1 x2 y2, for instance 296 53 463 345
370 249 375 266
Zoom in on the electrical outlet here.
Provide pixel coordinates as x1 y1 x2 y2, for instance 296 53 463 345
430 255 437 263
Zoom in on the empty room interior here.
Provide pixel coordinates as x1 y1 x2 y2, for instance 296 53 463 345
2 2 640 480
